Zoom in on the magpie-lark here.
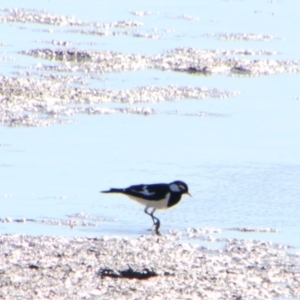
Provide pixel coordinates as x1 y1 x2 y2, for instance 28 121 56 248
101 180 191 234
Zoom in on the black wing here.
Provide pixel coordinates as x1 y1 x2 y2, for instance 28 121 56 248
124 183 170 201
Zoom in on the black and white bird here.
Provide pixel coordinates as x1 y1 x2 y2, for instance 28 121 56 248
101 180 191 234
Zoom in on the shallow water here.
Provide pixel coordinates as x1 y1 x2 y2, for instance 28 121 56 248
1 0 300 253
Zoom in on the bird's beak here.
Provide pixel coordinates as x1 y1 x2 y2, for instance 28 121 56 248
187 192 192 197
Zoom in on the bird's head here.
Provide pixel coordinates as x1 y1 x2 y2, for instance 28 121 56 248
169 180 192 197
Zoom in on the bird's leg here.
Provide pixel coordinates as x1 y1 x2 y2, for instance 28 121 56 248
144 207 156 225
144 207 161 235
151 211 160 234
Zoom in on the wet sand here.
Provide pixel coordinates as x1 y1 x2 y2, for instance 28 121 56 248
1 232 299 299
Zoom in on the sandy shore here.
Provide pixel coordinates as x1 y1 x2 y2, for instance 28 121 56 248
0 232 299 299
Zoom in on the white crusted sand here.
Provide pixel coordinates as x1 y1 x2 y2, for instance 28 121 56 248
0 232 299 299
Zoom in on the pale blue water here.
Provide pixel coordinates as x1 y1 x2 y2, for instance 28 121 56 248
1 0 300 251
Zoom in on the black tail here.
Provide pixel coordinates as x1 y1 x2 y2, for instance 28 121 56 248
100 188 124 194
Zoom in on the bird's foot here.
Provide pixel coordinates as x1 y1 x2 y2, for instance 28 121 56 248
155 228 161 235
152 220 161 235
152 224 160 235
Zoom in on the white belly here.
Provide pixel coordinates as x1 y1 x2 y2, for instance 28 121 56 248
128 193 170 210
